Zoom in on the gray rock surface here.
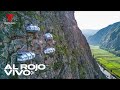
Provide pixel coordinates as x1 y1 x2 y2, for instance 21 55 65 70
0 11 105 79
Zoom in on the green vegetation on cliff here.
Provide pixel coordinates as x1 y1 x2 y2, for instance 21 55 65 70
0 11 104 79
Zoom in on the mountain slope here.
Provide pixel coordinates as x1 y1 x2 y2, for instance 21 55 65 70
0 11 105 79
81 29 98 39
88 22 120 56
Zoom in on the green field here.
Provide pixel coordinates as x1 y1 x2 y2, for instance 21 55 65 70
90 45 120 78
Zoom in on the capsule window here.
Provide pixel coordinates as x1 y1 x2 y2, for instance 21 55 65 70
17 51 36 62
44 33 53 40
44 47 55 54
26 24 40 32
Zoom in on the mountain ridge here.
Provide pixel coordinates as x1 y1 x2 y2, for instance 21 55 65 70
88 21 120 56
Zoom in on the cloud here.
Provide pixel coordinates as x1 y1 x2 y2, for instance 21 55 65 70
75 11 120 30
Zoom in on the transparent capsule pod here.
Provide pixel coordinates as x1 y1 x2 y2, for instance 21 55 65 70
44 33 53 41
44 47 55 54
17 51 35 62
26 24 40 32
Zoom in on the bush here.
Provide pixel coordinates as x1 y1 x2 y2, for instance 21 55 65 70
53 61 63 70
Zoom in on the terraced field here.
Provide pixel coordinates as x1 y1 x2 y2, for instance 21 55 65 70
90 45 120 78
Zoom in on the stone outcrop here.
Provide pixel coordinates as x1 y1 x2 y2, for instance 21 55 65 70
0 11 105 79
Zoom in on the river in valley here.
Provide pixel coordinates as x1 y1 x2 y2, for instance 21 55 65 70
98 64 116 79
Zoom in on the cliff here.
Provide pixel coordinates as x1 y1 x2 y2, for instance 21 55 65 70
0 11 105 79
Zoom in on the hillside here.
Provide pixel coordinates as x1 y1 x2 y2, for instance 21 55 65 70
81 29 98 39
0 11 105 79
88 22 120 56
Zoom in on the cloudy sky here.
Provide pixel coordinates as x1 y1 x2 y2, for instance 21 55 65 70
75 11 120 30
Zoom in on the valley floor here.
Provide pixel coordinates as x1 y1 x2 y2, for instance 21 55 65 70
90 45 120 79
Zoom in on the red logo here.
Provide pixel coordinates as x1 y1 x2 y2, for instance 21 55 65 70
6 14 14 22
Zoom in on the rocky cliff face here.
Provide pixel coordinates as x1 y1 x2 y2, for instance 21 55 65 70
0 11 105 79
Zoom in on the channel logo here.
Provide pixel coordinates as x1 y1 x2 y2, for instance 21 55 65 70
4 14 16 24
4 64 46 76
